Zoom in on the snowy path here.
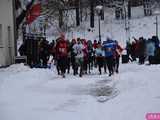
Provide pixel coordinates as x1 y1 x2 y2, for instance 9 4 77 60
0 63 160 120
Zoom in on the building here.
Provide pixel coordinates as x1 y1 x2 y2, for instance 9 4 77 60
0 0 16 66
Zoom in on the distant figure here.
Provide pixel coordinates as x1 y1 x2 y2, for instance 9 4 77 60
146 39 156 65
138 37 146 64
70 39 77 75
87 40 94 73
114 41 123 73
39 39 50 68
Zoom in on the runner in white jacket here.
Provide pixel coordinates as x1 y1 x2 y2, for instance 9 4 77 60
72 39 85 77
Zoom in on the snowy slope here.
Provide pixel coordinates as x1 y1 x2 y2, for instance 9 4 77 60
0 63 160 120
69 15 159 47
18 7 160 48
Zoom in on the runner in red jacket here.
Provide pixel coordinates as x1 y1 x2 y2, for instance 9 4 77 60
55 36 68 78
114 41 123 73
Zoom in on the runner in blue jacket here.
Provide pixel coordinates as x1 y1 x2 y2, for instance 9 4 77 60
103 38 116 76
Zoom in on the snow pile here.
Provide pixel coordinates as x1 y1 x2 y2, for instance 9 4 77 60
3 63 30 73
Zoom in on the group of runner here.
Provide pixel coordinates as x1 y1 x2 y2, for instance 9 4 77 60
49 34 123 78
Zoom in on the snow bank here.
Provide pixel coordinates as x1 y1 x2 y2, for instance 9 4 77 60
3 63 30 73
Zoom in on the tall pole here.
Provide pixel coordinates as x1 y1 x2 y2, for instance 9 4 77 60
124 3 130 42
98 14 101 42
90 0 94 28
124 4 128 42
76 0 80 26
13 0 17 57
156 16 158 37
96 5 103 42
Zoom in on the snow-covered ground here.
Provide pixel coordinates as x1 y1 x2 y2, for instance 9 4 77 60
0 63 160 120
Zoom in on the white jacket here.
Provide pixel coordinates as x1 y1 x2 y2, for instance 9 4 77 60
73 43 84 58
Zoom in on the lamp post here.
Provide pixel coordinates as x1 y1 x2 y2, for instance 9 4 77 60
123 2 130 43
96 5 103 42
156 16 158 37
153 8 160 37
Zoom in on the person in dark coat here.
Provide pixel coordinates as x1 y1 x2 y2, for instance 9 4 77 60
93 40 98 67
95 43 104 75
152 36 159 48
82 39 88 74
130 41 137 61
138 37 146 64
66 40 71 74
39 39 50 68
146 39 156 64
87 40 94 73
70 39 77 75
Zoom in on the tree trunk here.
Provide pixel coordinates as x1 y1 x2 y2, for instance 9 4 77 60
115 7 121 20
59 10 63 28
90 0 95 28
76 0 80 26
128 0 131 19
101 8 104 20
143 0 152 16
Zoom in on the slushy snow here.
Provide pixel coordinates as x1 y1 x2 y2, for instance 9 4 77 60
0 63 160 120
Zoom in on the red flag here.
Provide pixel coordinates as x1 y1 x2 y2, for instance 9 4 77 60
26 3 41 24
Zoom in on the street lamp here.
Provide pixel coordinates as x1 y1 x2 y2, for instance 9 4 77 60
153 8 160 37
96 5 103 42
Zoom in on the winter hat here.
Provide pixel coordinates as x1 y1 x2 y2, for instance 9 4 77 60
60 33 65 39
